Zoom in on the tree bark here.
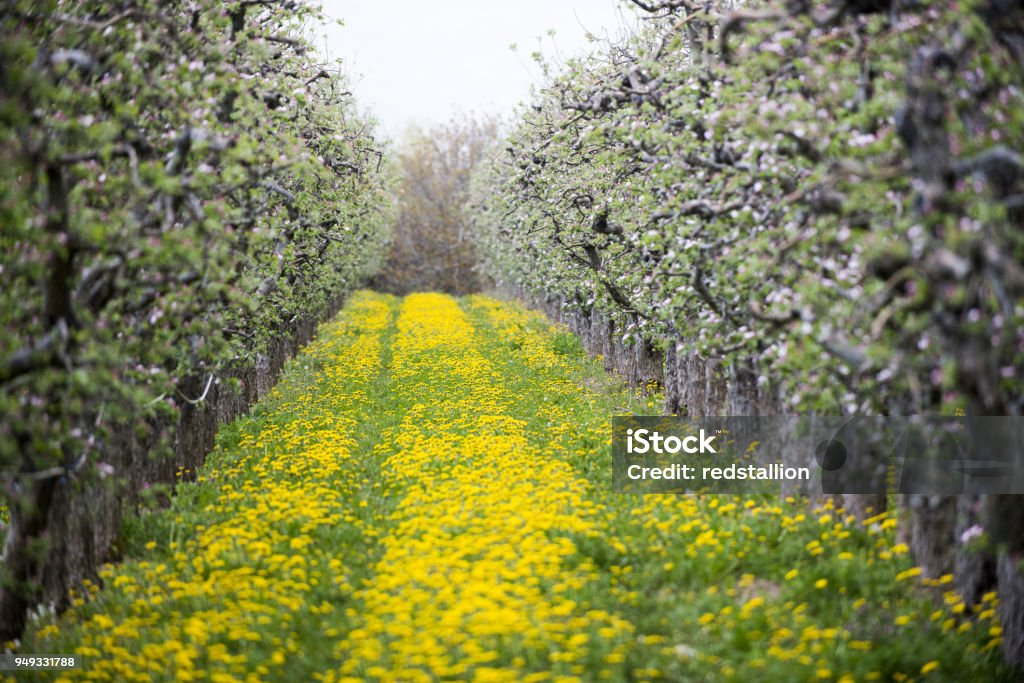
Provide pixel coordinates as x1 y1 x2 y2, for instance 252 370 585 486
998 550 1024 668
0 476 58 642
904 494 958 578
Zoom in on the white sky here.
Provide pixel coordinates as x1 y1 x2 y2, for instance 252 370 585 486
316 0 635 138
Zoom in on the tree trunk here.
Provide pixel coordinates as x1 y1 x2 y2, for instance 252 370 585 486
987 495 1024 668
0 477 58 642
998 551 1024 668
954 495 997 608
904 494 958 578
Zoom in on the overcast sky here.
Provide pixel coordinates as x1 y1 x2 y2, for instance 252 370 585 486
316 0 634 138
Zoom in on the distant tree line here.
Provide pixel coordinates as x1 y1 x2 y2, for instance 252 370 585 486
375 115 499 295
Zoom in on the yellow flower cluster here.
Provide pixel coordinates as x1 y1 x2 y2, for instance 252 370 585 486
449 297 1008 681
334 294 633 682
17 292 393 682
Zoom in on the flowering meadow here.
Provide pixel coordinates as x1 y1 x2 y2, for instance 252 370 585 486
9 293 1011 682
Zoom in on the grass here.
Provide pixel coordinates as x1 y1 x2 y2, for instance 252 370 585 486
6 291 1012 682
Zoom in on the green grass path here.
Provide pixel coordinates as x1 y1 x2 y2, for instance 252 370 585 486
11 292 1010 683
